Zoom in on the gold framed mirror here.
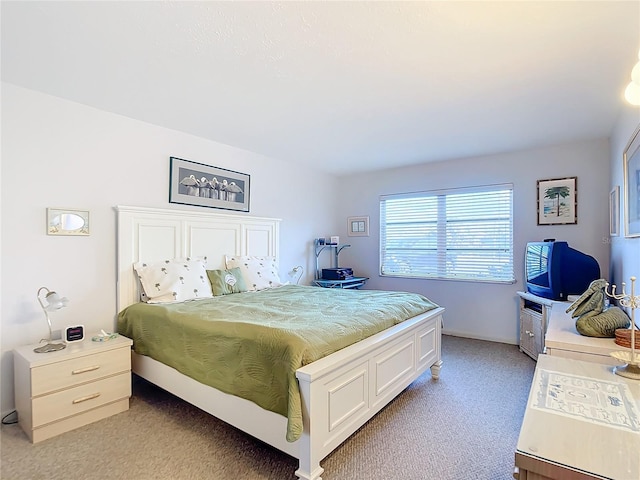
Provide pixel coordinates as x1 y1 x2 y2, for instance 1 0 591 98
47 208 90 236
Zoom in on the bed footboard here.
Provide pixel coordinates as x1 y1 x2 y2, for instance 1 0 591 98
294 307 443 480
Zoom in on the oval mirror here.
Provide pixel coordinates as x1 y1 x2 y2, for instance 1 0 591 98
47 208 90 236
55 213 85 231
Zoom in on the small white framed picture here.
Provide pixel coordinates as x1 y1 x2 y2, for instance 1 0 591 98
347 216 369 237
609 186 620 236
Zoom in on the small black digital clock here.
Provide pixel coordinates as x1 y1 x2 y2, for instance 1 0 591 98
64 325 85 343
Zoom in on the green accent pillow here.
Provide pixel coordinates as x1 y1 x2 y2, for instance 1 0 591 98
206 267 248 296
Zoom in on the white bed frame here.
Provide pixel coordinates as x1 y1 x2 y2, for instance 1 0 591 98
116 205 444 480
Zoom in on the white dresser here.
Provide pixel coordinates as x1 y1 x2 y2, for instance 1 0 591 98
544 302 626 366
515 355 640 480
14 334 132 443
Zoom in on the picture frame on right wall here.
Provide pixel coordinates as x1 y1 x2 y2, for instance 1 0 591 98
623 125 640 237
609 186 620 236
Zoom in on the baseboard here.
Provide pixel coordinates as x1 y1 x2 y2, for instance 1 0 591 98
442 330 518 346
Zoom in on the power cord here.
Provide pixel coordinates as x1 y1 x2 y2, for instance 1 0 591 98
2 410 18 425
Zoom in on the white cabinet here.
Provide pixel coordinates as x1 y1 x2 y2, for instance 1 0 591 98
519 307 543 360
545 303 625 365
517 292 555 360
14 334 132 443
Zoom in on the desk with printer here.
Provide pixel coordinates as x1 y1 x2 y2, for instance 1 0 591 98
313 238 368 289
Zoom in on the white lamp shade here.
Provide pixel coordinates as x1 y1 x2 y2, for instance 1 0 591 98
43 291 69 311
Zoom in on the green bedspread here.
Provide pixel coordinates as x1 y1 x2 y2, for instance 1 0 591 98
117 284 438 442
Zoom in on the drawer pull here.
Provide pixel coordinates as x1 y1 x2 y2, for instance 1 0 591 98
72 392 101 404
71 365 100 375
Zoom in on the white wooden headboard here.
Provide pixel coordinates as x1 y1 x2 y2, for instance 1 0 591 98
116 205 280 312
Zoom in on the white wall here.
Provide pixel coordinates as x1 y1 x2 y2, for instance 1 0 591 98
0 83 339 413
0 81 622 416
610 107 640 288
336 139 611 344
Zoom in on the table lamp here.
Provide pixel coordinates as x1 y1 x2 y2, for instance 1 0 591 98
34 286 69 353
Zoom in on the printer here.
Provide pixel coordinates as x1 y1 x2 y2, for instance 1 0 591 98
321 268 354 280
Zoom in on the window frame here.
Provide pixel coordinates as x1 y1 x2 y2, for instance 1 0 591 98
379 183 515 284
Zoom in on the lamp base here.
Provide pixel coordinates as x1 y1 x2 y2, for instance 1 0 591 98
33 342 66 353
614 362 640 380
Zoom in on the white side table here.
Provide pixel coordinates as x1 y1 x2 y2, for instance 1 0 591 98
515 355 640 479
13 334 133 443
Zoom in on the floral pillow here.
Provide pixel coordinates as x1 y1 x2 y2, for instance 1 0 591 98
133 257 213 303
225 255 284 291
206 267 248 296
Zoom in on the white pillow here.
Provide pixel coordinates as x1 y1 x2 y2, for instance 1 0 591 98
225 255 284 291
134 257 213 303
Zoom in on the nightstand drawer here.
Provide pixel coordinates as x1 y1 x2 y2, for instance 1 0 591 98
32 372 131 427
31 347 130 396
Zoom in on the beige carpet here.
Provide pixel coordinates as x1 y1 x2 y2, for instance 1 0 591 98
1 335 536 480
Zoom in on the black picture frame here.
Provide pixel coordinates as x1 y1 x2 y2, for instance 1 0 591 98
169 157 250 212
536 176 577 225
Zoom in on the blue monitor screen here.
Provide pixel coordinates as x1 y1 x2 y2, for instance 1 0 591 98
526 243 550 288
525 241 600 300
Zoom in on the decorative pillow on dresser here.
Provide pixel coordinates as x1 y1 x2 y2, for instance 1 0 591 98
206 267 248 296
225 255 284 291
133 257 213 303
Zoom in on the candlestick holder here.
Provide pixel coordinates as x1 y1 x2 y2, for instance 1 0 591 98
605 276 640 379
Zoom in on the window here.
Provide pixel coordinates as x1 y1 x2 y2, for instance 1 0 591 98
380 184 514 283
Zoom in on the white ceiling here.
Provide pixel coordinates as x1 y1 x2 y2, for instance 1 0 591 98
2 1 640 176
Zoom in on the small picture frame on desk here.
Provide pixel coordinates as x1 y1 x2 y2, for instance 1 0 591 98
348 216 369 237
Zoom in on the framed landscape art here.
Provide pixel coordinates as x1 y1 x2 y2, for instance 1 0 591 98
537 177 577 225
169 157 250 212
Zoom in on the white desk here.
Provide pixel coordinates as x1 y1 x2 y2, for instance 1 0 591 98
515 355 640 480
545 303 626 366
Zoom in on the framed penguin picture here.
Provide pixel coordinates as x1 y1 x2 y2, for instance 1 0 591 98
169 157 250 212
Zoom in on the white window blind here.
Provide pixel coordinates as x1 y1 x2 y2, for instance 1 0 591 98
380 184 514 283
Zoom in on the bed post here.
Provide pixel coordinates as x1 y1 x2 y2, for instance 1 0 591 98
430 359 443 379
295 377 324 480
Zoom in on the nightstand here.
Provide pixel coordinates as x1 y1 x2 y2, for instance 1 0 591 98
13 334 133 443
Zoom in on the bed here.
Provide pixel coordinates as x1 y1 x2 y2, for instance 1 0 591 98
115 205 444 480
